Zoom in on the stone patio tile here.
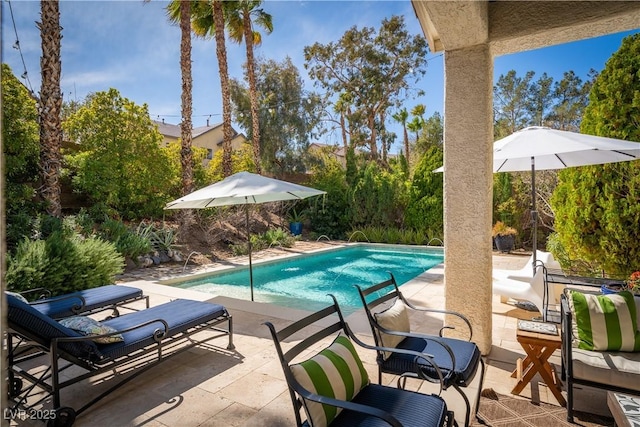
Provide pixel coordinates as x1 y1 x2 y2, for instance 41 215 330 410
217 372 287 410
199 402 258 427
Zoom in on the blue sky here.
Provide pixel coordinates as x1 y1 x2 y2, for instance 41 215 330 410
2 1 639 152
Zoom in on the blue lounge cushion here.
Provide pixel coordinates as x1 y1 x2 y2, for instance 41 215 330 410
6 293 100 360
97 299 228 360
5 291 28 304
380 335 481 387
330 383 447 427
31 285 143 318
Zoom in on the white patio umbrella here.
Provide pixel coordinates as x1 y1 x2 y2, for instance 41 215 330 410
493 126 640 269
434 126 640 269
165 171 326 301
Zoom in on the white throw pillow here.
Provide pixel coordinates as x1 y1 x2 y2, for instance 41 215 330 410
374 298 411 360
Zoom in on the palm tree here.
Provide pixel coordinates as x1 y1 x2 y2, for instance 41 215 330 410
178 0 194 196
407 116 423 143
38 0 63 217
211 0 233 177
226 0 273 175
334 92 353 153
392 108 409 163
168 0 233 177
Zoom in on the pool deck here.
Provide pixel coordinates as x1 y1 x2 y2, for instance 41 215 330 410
10 241 612 426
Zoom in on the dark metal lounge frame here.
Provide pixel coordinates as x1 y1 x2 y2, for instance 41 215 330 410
355 273 485 427
14 284 150 319
265 295 454 427
6 295 234 427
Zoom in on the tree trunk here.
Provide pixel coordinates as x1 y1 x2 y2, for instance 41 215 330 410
380 110 387 163
213 0 233 177
243 8 262 175
179 0 194 229
38 0 62 217
368 111 378 159
403 124 410 165
340 112 348 153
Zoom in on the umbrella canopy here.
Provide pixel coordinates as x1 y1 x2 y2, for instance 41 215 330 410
165 171 326 209
165 172 326 301
435 126 640 269
493 126 640 172
492 126 640 268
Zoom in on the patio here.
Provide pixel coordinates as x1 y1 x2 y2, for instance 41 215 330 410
9 244 613 426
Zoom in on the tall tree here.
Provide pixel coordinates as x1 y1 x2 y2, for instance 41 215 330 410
178 0 194 197
416 111 443 157
406 116 422 142
212 0 233 177
229 57 323 176
304 15 427 160
552 34 640 277
334 92 353 153
226 0 272 175
548 71 591 131
2 64 41 248
527 72 553 126
37 0 63 217
63 89 175 219
169 0 234 177
392 108 410 163
493 70 535 136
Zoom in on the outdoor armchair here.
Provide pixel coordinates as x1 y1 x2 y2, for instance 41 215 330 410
264 295 454 427
355 274 485 427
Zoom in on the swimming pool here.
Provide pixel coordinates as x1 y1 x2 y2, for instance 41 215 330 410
171 244 444 312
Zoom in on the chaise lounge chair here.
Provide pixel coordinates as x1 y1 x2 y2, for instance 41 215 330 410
264 294 454 427
8 284 149 319
6 293 234 427
355 274 484 427
492 250 561 316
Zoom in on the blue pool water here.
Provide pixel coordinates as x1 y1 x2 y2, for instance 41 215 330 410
173 245 444 312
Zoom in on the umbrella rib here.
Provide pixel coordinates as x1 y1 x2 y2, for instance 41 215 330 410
554 154 568 168
496 159 508 172
612 149 639 159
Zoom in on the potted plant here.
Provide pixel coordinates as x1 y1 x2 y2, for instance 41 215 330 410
625 271 640 295
287 208 305 236
492 221 517 253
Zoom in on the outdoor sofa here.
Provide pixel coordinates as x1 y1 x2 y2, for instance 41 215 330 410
561 287 640 422
6 293 234 427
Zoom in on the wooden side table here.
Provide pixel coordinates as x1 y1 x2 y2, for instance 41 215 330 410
511 323 566 406
607 392 640 427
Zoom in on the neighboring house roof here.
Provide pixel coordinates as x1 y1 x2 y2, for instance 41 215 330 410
153 119 242 139
154 120 182 138
309 142 345 157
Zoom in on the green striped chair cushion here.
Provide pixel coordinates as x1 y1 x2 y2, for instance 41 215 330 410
567 290 640 352
290 333 369 427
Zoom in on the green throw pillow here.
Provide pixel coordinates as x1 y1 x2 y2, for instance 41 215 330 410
567 290 640 352
290 333 369 427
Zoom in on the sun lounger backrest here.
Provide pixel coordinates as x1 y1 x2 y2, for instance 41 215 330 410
6 293 100 360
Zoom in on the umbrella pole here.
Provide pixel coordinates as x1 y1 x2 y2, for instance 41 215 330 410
531 156 538 272
246 203 254 301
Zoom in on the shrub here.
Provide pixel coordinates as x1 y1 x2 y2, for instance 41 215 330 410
5 238 47 291
6 232 124 295
98 218 151 261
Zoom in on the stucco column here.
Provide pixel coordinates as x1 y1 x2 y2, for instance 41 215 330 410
443 44 493 355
